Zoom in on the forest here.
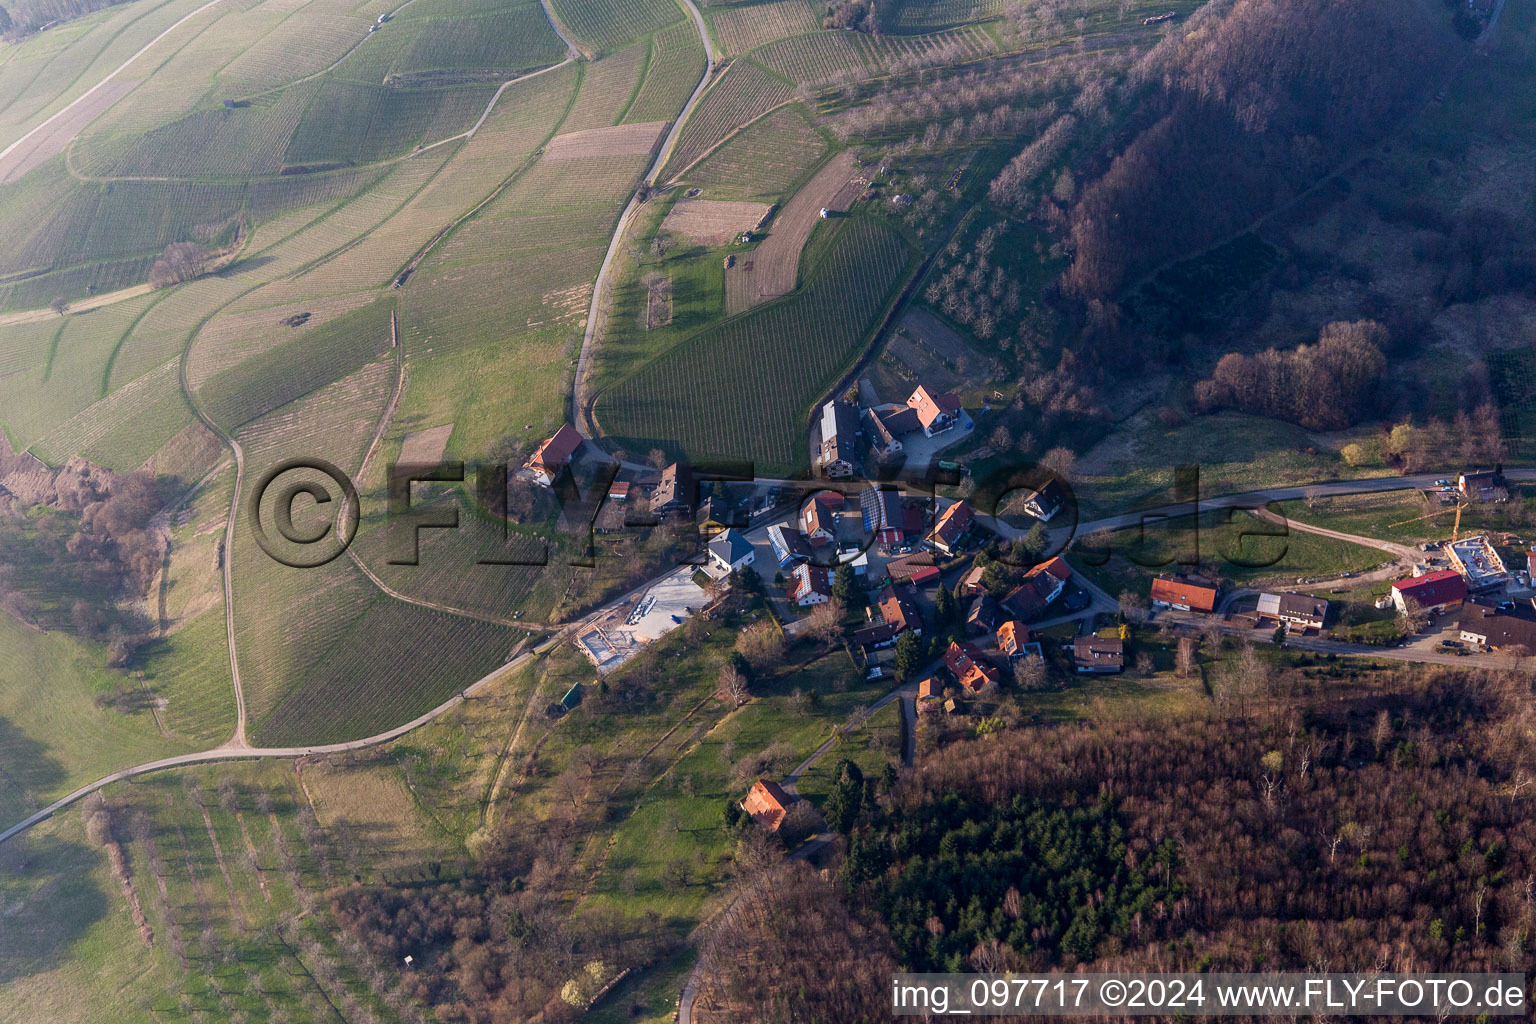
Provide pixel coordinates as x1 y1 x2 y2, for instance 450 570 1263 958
843 668 1536 978
1061 0 1456 304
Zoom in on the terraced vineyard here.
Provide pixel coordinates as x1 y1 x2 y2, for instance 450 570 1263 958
685 103 830 198
660 59 794 180
550 0 683 53
710 0 821 55
622 19 707 124
597 216 916 471
561 41 649 131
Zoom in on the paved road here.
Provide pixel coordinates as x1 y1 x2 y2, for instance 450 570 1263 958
573 0 714 438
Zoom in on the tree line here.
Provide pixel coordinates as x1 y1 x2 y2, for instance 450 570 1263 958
1193 319 1389 431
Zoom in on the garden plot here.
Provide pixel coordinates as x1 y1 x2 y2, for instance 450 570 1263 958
659 198 772 246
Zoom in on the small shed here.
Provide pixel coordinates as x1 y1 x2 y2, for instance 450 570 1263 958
560 683 584 711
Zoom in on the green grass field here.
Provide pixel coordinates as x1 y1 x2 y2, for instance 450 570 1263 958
597 214 918 473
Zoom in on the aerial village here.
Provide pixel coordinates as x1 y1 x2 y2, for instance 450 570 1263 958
517 382 1536 773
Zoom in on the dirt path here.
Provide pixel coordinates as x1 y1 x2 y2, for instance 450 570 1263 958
0 0 228 178
572 0 716 438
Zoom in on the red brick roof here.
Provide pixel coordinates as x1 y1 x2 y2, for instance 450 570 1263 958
1392 569 1469 608
529 423 583 472
1150 576 1219 613
908 385 961 430
997 620 1028 657
930 500 974 548
743 779 792 830
944 640 999 691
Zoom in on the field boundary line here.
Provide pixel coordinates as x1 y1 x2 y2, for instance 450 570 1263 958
660 95 796 185
0 0 229 167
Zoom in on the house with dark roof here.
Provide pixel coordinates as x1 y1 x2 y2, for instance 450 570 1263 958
1073 636 1123 673
1459 601 1536 651
698 495 745 534
944 640 1000 692
525 423 583 486
743 779 793 830
707 529 755 575
1017 477 1066 522
1390 569 1468 615
1001 557 1071 620
866 405 921 461
927 500 975 556
1150 576 1220 614
650 462 693 518
861 487 906 545
790 563 832 606
907 385 961 437
818 400 861 479
1459 470 1508 503
1256 592 1328 630
965 594 1000 635
768 523 812 568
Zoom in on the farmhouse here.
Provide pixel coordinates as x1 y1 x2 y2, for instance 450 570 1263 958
651 462 694 518
944 640 999 692
1073 636 1124 674
1017 478 1066 522
708 530 755 575
1256 592 1329 630
1390 569 1469 615
1459 602 1536 651
907 385 961 437
818 400 860 479
866 405 920 460
524 423 583 486
743 779 793 830
1446 535 1510 591
927 500 975 555
1458 470 1508 503
791 563 832 606
1150 576 1220 613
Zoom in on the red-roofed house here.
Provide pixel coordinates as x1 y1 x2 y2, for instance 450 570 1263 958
1391 569 1469 615
928 500 975 556
525 423 583 486
944 640 1000 692
791 563 832 606
907 385 961 437
1150 576 1220 613
996 620 1029 659
742 779 793 830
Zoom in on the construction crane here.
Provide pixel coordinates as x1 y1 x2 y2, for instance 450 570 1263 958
1390 498 1468 542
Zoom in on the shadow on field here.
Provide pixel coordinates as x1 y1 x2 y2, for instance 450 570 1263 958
0 832 111 983
0 715 66 825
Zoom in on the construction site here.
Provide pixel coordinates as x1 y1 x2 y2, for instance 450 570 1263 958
1446 534 1511 591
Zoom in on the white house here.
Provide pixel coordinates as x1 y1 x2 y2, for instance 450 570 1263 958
707 529 755 575
791 563 831 606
